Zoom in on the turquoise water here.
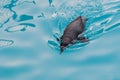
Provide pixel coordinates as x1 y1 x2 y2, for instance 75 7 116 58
0 0 120 80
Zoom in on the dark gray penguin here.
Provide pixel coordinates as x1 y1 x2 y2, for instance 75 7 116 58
60 16 89 54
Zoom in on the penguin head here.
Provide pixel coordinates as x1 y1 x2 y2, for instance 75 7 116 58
80 16 88 24
60 37 70 54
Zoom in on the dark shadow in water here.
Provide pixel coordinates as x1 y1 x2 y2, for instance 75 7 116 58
17 14 33 22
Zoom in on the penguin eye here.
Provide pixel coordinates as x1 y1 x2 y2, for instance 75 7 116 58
63 43 68 46
61 43 67 47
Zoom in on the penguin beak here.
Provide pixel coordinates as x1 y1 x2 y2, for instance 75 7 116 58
60 46 65 54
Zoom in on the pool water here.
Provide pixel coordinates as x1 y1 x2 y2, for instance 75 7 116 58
0 0 120 80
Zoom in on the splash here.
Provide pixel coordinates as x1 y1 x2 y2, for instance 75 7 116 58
48 0 120 51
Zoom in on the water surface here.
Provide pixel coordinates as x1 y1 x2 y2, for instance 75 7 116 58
0 0 120 80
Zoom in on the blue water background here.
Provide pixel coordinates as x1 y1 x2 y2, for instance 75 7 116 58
0 0 120 80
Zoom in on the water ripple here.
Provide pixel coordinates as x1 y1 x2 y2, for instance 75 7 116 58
48 40 59 50
0 0 11 7
15 0 36 5
5 23 36 32
0 8 13 28
48 0 54 7
0 39 14 47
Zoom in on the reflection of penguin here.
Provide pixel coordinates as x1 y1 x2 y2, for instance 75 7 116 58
60 16 89 54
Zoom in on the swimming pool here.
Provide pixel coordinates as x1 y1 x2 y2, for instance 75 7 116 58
0 0 120 80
